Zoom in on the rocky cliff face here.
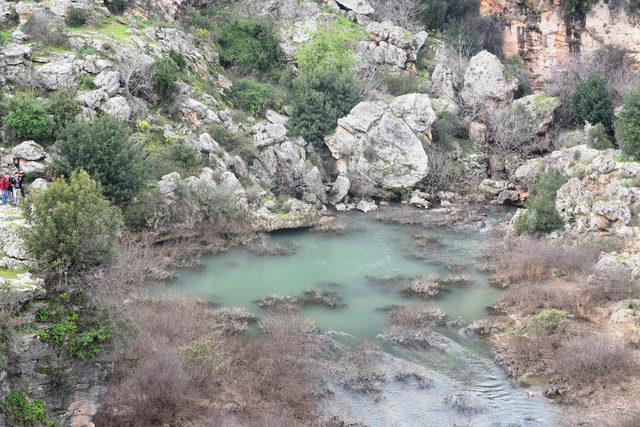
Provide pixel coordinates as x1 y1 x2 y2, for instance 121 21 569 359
481 0 640 88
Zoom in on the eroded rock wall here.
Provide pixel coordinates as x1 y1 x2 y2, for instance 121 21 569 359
481 0 640 88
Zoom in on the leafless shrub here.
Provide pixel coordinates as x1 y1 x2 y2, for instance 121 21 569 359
387 305 448 332
301 288 342 308
341 341 387 396
211 307 257 335
546 46 640 125
497 280 584 316
492 238 600 285
11 63 44 92
98 300 321 425
247 234 297 256
500 331 564 379
487 104 543 155
553 335 636 387
420 147 458 193
369 0 425 32
116 52 154 100
582 266 639 304
236 315 321 421
22 11 67 47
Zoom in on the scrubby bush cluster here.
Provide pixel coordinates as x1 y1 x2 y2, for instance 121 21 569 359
233 78 285 115
289 19 363 146
57 116 147 203
515 171 567 236
218 19 283 72
22 171 122 275
571 74 613 131
615 90 640 159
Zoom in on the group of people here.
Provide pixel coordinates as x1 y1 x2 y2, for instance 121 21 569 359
0 171 25 207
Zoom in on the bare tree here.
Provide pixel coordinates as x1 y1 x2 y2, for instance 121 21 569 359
116 52 154 100
487 104 542 154
370 0 425 32
421 147 458 193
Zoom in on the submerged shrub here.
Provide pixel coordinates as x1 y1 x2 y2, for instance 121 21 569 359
515 172 568 235
218 19 283 72
615 90 640 159
22 171 122 275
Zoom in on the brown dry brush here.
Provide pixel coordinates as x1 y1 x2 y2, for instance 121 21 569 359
490 238 600 286
96 298 322 426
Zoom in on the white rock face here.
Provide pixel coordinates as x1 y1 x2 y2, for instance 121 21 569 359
325 94 434 194
94 69 121 96
77 89 108 109
331 175 350 205
100 96 131 121
461 51 517 117
253 122 288 148
12 141 46 161
37 59 78 90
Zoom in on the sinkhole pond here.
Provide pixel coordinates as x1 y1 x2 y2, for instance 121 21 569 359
157 212 558 425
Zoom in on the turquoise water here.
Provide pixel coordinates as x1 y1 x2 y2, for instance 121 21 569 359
161 212 557 425
165 214 497 338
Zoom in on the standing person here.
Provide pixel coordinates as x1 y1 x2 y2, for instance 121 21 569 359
12 172 24 206
6 175 14 205
0 174 11 206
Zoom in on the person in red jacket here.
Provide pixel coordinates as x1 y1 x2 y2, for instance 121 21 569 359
0 173 11 206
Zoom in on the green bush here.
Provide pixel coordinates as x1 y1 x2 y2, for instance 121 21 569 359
290 19 362 146
380 70 423 96
45 89 81 134
515 171 568 236
168 49 187 70
615 90 640 159
23 171 121 274
3 94 53 144
295 17 363 76
431 111 467 145
562 0 593 18
419 0 479 31
57 116 147 203
504 55 533 99
530 308 571 332
106 0 128 14
289 66 361 147
152 58 179 103
208 124 258 160
218 19 283 72
571 74 613 130
587 123 614 150
123 188 166 230
69 327 109 359
2 392 51 426
65 7 88 27
146 139 204 180
233 78 285 115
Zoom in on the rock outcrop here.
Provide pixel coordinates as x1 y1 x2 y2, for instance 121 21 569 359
481 0 640 88
325 93 435 195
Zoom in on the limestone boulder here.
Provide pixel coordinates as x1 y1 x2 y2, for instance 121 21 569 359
460 51 517 117
37 59 78 90
12 141 45 161
100 96 131 121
